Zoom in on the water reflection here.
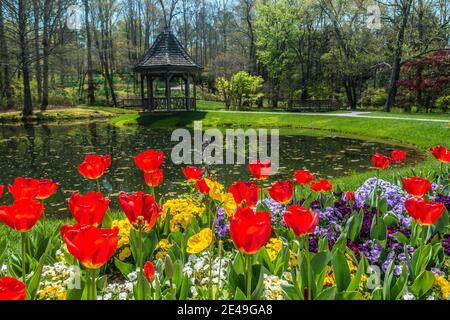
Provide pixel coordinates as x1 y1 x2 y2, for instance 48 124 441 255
0 122 424 218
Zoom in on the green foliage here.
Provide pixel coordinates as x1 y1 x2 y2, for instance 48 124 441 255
435 95 450 112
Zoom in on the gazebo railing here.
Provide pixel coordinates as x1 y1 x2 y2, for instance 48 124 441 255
120 97 196 111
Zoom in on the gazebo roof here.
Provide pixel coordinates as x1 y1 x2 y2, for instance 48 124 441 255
135 28 202 72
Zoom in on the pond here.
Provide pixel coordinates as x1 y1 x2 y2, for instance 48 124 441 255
0 122 424 218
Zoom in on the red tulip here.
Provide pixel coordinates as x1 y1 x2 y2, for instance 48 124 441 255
229 207 271 254
229 180 260 208
0 199 43 232
68 191 110 227
294 169 314 185
134 150 164 173
268 180 294 204
283 205 319 237
0 185 3 199
405 198 445 226
78 154 112 180
182 166 203 181
429 145 450 163
344 191 355 202
8 177 40 200
372 153 391 170
310 178 333 193
248 160 271 180
0 276 26 300
195 178 210 195
144 261 156 283
118 192 161 231
60 224 118 269
36 179 59 200
402 177 431 197
391 150 406 162
144 169 164 187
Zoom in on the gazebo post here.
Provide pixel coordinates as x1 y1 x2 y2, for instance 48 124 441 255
140 74 145 110
193 74 197 111
165 74 171 111
147 75 153 111
185 72 190 110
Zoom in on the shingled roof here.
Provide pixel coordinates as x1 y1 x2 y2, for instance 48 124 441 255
135 28 202 72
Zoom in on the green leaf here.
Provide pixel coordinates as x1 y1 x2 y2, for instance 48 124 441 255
234 287 246 300
315 286 336 300
114 258 134 278
409 270 435 299
370 214 387 241
331 250 351 292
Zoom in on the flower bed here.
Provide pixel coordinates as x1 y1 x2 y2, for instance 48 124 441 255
0 147 449 300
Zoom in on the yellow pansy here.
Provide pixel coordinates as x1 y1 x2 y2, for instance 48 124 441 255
186 228 213 254
205 179 226 202
265 238 283 262
170 212 195 232
154 239 173 260
112 219 132 248
119 247 132 261
435 275 450 300
222 192 237 216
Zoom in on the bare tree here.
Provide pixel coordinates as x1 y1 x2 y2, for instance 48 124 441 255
84 0 95 105
0 0 14 109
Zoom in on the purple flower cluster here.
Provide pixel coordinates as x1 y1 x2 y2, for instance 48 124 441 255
355 178 411 227
214 208 229 238
264 198 286 226
359 240 382 264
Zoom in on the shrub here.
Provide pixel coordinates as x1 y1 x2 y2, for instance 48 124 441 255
435 95 450 112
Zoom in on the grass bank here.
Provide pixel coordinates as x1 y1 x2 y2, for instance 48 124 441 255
111 110 450 189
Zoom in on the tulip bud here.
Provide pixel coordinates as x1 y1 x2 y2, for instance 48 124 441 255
164 255 173 279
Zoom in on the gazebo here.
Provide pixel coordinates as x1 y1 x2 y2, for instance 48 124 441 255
131 28 202 111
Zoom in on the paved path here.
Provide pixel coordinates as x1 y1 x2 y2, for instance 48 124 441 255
201 110 450 123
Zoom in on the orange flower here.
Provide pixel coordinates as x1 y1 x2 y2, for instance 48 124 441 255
36 179 59 200
372 153 391 170
144 168 164 187
402 177 431 197
134 150 164 173
294 169 314 185
405 198 445 226
0 277 26 300
8 177 40 200
268 180 294 204
310 178 333 193
229 180 260 208
391 150 406 162
60 224 118 269
229 207 271 254
283 205 319 237
78 154 111 180
144 261 156 283
248 160 271 180
0 199 43 232
182 166 203 181
68 191 110 227
429 145 450 163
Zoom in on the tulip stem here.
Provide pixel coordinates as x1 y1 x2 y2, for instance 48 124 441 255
96 178 101 193
304 236 312 300
21 232 27 282
246 254 252 300
87 269 97 300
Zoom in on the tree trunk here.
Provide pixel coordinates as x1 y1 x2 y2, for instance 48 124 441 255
18 0 33 115
384 0 412 112
41 0 50 110
0 0 14 109
32 0 42 103
84 0 95 105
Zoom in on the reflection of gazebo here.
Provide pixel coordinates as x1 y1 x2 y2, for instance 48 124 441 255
130 28 202 111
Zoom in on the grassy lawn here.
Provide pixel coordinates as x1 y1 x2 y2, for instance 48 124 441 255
111 110 450 190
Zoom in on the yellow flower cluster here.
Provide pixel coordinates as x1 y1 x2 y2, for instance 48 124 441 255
222 192 237 216
170 212 195 232
38 284 66 300
323 266 335 287
163 197 205 217
154 239 173 260
186 228 213 254
205 179 226 202
112 219 132 248
435 275 450 300
265 238 283 262
289 250 298 270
